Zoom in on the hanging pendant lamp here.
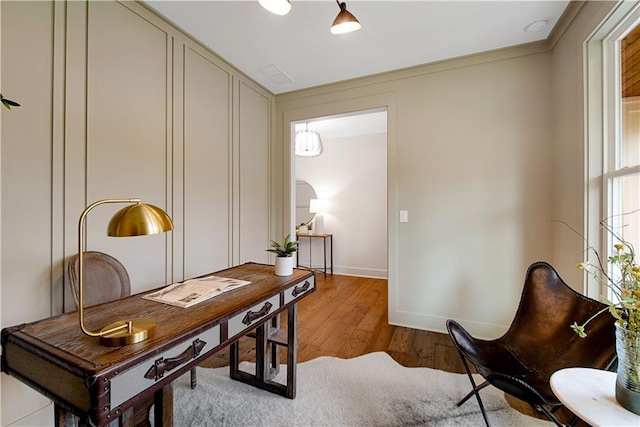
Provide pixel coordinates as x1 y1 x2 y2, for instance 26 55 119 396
259 0 291 16
330 0 361 35
295 124 324 157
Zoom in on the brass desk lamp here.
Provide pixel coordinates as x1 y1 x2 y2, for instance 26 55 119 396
76 198 173 346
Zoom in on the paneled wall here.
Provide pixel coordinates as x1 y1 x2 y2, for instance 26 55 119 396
82 1 172 290
0 1 273 425
181 44 232 278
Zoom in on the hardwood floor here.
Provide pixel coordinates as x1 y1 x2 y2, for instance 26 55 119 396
199 273 462 369
198 272 584 426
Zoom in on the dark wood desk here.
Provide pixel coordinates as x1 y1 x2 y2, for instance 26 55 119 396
1 263 315 426
296 232 333 276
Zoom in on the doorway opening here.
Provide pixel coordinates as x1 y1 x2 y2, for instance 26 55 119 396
291 108 388 278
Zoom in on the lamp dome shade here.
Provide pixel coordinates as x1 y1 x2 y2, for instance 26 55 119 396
331 2 361 35
107 203 173 237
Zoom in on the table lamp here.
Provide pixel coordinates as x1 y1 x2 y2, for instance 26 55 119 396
309 199 329 234
76 198 173 346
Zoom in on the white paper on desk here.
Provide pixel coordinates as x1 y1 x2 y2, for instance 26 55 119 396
142 276 251 308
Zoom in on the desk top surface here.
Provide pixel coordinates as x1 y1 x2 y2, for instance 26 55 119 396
550 367 640 427
2 263 313 375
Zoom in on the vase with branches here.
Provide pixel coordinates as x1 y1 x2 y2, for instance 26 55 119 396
560 211 640 413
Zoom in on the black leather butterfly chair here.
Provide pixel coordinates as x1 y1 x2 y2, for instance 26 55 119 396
69 251 200 388
447 261 617 427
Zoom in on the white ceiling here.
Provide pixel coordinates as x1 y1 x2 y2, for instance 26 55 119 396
144 0 570 95
143 0 569 137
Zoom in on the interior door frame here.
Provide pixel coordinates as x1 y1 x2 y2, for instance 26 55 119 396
281 93 398 312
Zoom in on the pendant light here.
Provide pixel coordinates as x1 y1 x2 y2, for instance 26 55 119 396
330 0 361 35
259 0 291 16
295 124 324 157
258 0 362 35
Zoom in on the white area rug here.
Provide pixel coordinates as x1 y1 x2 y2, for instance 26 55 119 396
170 352 551 426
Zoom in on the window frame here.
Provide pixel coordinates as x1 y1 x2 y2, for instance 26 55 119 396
585 1 640 298
594 7 640 297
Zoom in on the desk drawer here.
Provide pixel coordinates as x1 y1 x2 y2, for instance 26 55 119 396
228 295 280 339
284 275 315 305
110 324 220 409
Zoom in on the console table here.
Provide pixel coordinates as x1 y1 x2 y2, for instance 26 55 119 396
1 263 315 426
296 232 333 276
550 367 640 426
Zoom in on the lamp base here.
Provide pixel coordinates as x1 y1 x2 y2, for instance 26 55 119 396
99 317 156 346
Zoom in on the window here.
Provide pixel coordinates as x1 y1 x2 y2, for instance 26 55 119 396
585 2 640 297
605 25 640 259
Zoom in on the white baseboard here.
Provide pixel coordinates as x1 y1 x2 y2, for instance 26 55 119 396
389 310 507 340
308 264 387 279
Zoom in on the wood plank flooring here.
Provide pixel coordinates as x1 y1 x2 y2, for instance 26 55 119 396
199 273 463 370
198 272 584 426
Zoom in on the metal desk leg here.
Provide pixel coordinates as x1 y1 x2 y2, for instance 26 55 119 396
269 316 281 378
230 341 240 379
323 237 327 276
308 236 312 271
285 304 298 398
229 307 298 399
330 235 333 274
255 319 280 382
153 383 173 427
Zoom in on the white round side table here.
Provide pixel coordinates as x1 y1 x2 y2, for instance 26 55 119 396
550 367 640 426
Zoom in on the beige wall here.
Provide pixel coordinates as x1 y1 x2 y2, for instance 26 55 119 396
1 2 55 425
0 1 273 425
276 46 554 338
0 0 628 425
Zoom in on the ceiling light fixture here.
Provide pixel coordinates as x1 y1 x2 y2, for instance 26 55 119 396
259 0 291 16
330 0 361 35
525 19 548 33
295 124 324 157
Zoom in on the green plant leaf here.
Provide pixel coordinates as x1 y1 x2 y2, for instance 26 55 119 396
266 233 297 257
0 94 20 110
570 322 587 338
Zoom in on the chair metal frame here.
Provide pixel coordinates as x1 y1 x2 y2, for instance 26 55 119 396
447 261 617 427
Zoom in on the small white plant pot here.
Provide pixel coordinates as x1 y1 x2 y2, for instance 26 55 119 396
275 256 294 276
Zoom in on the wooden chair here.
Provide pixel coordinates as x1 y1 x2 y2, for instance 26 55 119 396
446 261 617 427
68 251 199 389
68 251 131 308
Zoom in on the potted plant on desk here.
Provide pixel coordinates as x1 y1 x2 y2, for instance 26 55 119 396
267 234 298 276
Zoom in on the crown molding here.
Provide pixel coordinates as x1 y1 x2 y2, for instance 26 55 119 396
547 0 586 50
276 41 549 103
